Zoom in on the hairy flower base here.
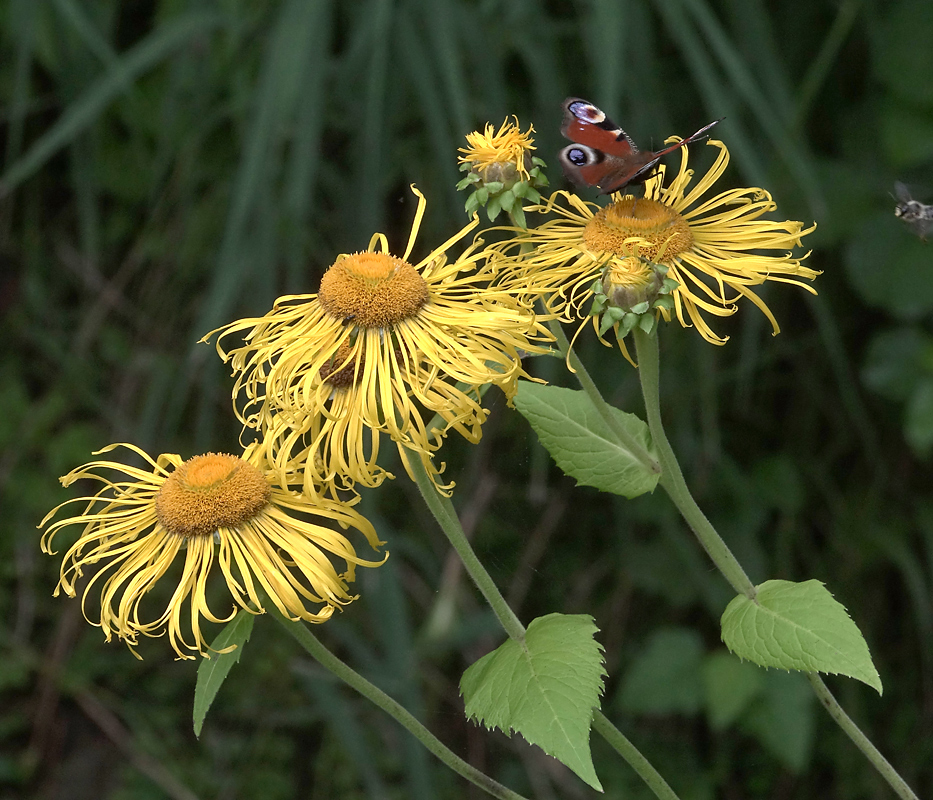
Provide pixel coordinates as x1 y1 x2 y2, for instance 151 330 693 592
487 140 818 347
40 444 385 659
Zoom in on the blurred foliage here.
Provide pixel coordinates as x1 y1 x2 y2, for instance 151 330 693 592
2 0 933 798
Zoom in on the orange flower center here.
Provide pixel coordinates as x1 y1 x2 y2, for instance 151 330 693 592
584 198 693 262
318 252 428 328
156 454 271 537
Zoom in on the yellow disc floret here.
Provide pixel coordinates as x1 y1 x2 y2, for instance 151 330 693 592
584 198 694 262
156 453 271 537
318 252 429 328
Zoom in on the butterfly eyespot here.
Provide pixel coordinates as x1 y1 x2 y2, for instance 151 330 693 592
566 147 591 166
569 101 605 124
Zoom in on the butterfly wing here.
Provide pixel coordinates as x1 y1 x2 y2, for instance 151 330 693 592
560 98 724 195
559 98 651 194
894 181 913 205
560 98 638 157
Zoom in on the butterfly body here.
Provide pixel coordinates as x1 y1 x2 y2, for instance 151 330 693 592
559 98 722 194
894 182 933 240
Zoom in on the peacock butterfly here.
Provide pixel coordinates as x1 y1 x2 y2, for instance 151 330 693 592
558 98 723 195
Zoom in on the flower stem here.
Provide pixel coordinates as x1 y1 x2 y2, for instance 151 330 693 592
409 449 683 800
269 606 531 800
632 326 918 797
407 450 526 641
592 712 681 800
548 318 661 475
806 674 919 800
632 326 755 597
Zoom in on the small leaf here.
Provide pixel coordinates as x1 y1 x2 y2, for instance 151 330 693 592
630 301 650 314
721 579 882 694
513 181 529 198
524 186 542 202
475 186 489 204
464 192 481 216
486 195 502 222
514 381 660 498
193 612 255 736
484 181 504 194
498 188 516 212
510 205 527 229
461 614 606 790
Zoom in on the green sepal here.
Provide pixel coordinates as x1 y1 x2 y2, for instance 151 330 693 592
499 189 516 213
486 195 502 222
588 296 607 317
475 186 489 205
510 205 527 229
661 278 679 293
653 295 675 311
484 181 504 194
630 301 650 315
524 185 542 202
456 172 481 190
617 314 637 338
464 192 481 216
638 314 657 335
513 181 529 198
599 307 626 337
531 156 547 167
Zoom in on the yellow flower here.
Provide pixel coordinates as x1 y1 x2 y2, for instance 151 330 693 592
487 139 818 352
39 444 385 659
209 187 551 496
458 117 536 182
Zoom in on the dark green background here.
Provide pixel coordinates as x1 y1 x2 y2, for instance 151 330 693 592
2 0 932 797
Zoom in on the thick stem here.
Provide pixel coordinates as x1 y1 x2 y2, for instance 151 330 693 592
549 318 661 475
806 674 919 800
632 326 918 797
592 713 682 800
408 450 526 641
409 449 683 799
269 607 531 800
632 326 756 597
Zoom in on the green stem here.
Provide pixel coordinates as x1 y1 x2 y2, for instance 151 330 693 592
632 326 756 597
548 318 661 475
633 326 918 797
806 674 919 800
269 606 531 800
409 449 683 800
407 450 526 641
592 713 681 800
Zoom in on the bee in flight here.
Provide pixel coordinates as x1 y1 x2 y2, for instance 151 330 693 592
894 182 933 240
